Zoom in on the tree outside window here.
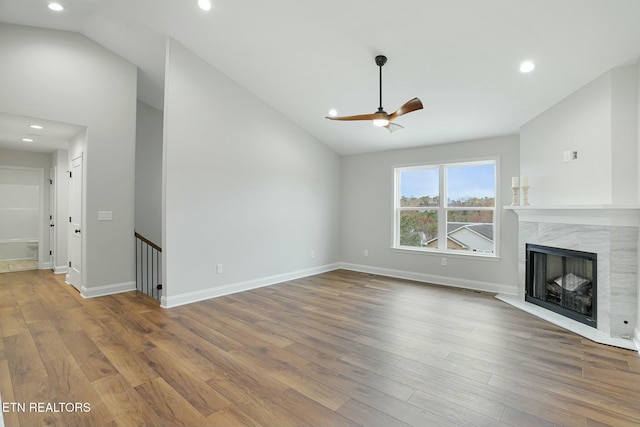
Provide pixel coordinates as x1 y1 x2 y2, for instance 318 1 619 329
394 160 497 255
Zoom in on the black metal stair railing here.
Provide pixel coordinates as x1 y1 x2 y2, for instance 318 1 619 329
134 231 162 301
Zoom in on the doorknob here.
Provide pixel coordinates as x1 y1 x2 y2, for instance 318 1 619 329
50 224 55 227
75 229 81 233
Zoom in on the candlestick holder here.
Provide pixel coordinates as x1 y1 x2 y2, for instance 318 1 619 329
521 186 530 206
511 185 520 206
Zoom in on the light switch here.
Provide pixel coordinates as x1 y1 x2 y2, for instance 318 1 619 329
98 211 113 221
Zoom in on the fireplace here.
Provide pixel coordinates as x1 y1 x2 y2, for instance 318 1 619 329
499 206 638 349
526 243 597 328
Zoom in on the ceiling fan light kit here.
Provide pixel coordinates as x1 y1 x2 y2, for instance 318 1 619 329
325 55 423 132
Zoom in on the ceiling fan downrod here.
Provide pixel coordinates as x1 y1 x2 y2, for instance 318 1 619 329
375 55 387 113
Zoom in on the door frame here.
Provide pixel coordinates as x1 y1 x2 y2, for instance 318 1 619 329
49 166 56 270
0 165 44 268
67 153 83 291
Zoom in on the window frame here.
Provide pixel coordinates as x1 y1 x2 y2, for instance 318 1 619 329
392 158 500 258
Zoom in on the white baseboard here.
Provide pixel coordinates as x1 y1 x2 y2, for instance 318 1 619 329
338 262 517 295
53 265 68 275
162 263 341 308
498 293 637 351
81 281 136 299
39 261 52 270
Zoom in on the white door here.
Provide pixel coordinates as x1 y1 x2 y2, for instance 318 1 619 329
68 155 83 291
49 167 56 270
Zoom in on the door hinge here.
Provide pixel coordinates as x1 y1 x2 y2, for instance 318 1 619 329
49 179 53 184
69 217 72 223
49 250 52 256
69 171 72 178
50 215 53 220
68 261 72 267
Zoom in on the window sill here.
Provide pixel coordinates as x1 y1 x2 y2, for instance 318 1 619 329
390 246 501 261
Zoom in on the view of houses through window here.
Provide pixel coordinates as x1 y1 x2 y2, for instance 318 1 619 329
394 160 497 255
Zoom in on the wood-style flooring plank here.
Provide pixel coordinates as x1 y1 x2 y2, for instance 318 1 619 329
3 332 47 386
27 320 74 363
0 307 29 337
138 346 230 417
1 268 639 427
204 375 311 427
206 406 262 427
92 334 159 387
59 330 118 382
0 359 21 427
93 374 163 427
229 342 352 411
134 377 211 426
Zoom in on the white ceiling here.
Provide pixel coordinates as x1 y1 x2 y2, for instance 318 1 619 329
1 0 640 155
0 113 85 154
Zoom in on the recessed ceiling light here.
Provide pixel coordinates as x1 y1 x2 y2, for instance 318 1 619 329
328 109 338 117
22 138 34 142
197 0 212 11
48 2 64 11
29 124 44 130
519 60 536 73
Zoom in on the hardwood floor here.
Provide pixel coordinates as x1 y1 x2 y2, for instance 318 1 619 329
1 269 639 426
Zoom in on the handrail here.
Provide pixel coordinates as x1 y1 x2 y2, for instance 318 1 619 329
134 231 161 252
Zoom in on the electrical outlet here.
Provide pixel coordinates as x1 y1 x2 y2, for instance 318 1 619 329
441 258 447 266
216 264 223 274
364 249 369 257
311 250 315 258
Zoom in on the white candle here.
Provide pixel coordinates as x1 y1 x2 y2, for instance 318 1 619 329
521 176 529 187
512 176 519 188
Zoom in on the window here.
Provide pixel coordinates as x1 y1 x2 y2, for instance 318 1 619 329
394 160 497 256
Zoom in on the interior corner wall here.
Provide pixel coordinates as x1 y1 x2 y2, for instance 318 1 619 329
520 64 639 206
135 101 163 246
611 64 638 205
520 71 613 206
162 40 341 306
0 23 137 292
340 135 520 294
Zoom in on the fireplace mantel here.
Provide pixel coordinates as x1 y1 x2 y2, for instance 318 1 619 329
504 205 640 226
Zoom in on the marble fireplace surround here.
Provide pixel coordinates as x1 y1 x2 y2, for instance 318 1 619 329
497 206 639 351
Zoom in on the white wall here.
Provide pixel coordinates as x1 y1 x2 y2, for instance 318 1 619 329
611 66 639 204
341 135 520 294
520 64 639 206
0 24 137 294
162 40 341 306
135 101 163 246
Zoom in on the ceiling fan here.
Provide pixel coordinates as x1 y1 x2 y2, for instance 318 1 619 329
325 55 423 132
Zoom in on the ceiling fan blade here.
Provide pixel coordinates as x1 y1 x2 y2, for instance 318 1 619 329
325 113 380 121
388 97 423 121
384 122 404 133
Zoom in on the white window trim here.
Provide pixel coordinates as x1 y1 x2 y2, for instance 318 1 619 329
392 157 500 258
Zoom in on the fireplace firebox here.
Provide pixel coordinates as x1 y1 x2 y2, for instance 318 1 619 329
525 244 597 328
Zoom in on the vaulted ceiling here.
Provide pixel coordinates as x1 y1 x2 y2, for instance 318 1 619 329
2 0 640 155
